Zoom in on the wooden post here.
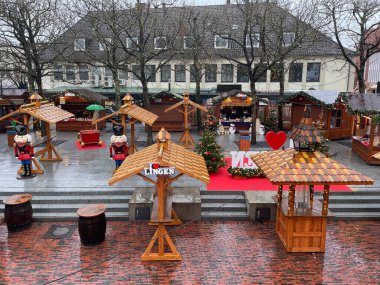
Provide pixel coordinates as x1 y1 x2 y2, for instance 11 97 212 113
309 185 314 201
35 122 62 161
129 120 138 154
322 185 330 215
277 185 283 201
288 185 295 215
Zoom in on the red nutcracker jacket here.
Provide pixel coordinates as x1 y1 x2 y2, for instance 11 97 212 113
14 143 34 161
109 143 128 160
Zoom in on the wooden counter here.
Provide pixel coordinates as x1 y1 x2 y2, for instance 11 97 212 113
273 196 331 253
352 137 380 165
56 120 105 131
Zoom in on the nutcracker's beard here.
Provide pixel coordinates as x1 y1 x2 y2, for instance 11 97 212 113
114 142 124 146
16 142 26 146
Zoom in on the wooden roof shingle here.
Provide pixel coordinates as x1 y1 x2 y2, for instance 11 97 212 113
250 149 374 185
119 104 158 126
20 102 74 123
109 139 210 186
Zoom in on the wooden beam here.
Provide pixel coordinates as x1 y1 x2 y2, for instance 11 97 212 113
136 173 157 186
0 110 23 122
164 101 184 113
165 173 184 186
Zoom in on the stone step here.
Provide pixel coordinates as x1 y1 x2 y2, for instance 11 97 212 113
200 191 245 195
330 212 380 219
0 195 131 204
31 212 129 221
329 204 380 212
327 197 380 204
0 203 129 213
200 194 245 203
201 203 247 212
0 190 134 197
315 191 380 196
201 211 249 220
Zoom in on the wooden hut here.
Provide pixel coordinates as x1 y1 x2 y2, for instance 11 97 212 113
145 92 186 131
53 89 107 131
283 90 353 140
347 93 380 164
211 90 262 132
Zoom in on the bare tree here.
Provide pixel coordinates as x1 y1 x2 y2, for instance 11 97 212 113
213 0 290 144
178 6 215 130
0 0 71 95
66 0 127 109
267 0 324 130
323 0 380 93
118 0 181 143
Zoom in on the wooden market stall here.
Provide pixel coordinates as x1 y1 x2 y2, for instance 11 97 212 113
53 89 107 131
0 99 74 174
283 90 354 140
347 93 380 164
108 128 210 261
250 107 373 253
145 92 186 132
164 92 207 148
93 94 158 154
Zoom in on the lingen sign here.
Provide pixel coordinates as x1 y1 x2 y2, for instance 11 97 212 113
144 163 175 175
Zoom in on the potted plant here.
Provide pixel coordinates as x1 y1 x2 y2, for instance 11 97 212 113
227 167 265 179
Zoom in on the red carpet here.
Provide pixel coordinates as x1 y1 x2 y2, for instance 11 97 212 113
207 158 351 191
75 141 107 150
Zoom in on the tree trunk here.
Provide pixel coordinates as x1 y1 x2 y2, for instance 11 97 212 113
250 80 257 145
27 75 34 94
35 76 43 97
195 78 202 131
277 62 285 130
142 82 153 144
357 64 366 93
113 71 122 109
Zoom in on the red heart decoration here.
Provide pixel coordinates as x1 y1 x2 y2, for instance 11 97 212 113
265 131 287 150
152 163 160 169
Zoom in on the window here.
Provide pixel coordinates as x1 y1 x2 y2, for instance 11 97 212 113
237 64 249 82
214 35 228 48
330 109 342 128
283 32 295 47
105 67 112 77
221 64 233 82
65 65 75 81
175 64 186 82
183 36 194 49
289 63 303 82
245 33 260 48
126 37 138 49
154 37 167 49
54 65 63 81
79 64 89 81
256 64 267 82
270 64 282 82
190 64 203 82
74 38 85 51
118 70 128 80
99 38 112 51
146 65 156 82
132 65 141 80
306 62 321 82
205 64 217 82
160 65 171 82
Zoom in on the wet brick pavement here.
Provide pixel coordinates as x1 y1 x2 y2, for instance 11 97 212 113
0 220 379 284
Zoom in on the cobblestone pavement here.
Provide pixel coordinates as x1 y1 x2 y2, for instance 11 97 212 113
0 220 379 285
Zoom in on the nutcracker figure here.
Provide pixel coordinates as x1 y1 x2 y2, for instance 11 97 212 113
109 125 128 170
14 124 36 179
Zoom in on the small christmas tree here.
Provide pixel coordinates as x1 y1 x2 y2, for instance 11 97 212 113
195 129 226 173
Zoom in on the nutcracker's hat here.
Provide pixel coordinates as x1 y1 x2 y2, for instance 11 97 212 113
112 125 124 136
15 124 27 136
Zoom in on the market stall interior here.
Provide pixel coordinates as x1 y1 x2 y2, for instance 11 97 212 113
53 89 107 131
347 93 380 164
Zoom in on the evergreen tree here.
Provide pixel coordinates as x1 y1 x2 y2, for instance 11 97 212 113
195 129 226 173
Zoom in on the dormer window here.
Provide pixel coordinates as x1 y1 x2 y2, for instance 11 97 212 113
154 37 167 49
183 36 194 49
283 32 295 47
74 38 86 51
245 33 260 48
126 37 138 49
214 35 228 49
99 38 112 51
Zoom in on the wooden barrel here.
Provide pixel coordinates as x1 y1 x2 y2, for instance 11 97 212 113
77 204 106 245
3 194 33 230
